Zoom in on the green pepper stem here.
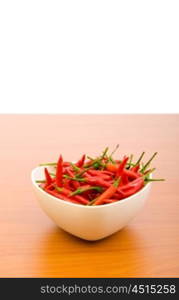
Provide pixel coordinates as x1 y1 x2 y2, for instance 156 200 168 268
70 186 102 197
85 157 105 169
63 175 86 182
141 152 157 173
87 198 98 206
35 180 45 183
135 151 145 166
144 168 156 175
145 178 165 182
39 162 57 166
101 147 109 159
55 186 63 192
128 154 133 165
76 168 89 178
70 163 81 172
110 144 119 157
113 177 121 187
107 144 119 164
87 156 94 161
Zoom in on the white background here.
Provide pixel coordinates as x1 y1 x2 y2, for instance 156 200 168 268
0 0 179 113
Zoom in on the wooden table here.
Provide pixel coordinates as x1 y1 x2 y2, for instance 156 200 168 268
0 114 178 278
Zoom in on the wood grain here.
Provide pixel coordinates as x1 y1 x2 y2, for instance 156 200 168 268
0 114 179 277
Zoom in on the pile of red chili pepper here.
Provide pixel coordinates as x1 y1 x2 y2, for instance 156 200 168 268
36 146 164 206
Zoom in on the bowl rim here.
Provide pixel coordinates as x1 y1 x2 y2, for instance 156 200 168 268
31 166 152 209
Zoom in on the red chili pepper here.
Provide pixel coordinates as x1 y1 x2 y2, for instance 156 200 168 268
106 163 118 173
76 154 86 167
63 178 71 189
116 156 129 178
118 177 144 192
73 195 89 205
84 174 111 188
119 178 144 197
66 167 80 188
112 192 126 200
55 186 71 196
45 182 55 190
123 169 140 179
93 178 121 205
63 162 71 167
87 169 111 180
106 157 128 176
55 186 89 204
102 199 119 204
44 167 53 186
121 173 129 185
131 164 140 173
71 180 79 190
66 168 74 177
56 155 63 187
45 189 79 204
100 170 114 176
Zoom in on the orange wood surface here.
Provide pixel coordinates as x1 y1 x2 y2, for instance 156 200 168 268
0 114 179 278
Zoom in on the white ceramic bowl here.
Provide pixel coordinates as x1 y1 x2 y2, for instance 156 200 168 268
31 166 152 241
